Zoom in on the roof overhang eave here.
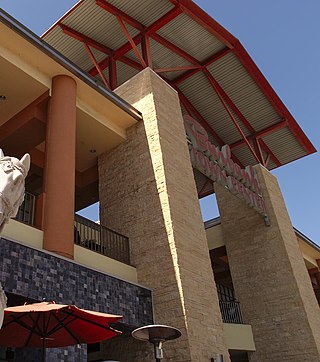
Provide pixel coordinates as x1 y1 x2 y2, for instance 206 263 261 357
233 41 316 155
0 8 142 122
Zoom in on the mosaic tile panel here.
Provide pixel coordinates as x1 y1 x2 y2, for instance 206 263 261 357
0 237 153 361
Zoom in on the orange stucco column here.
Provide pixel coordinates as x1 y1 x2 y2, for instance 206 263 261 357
43 75 77 259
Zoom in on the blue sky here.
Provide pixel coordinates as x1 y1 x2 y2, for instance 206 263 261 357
1 1 319 242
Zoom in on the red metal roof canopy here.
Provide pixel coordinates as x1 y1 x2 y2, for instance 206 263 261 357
43 0 315 197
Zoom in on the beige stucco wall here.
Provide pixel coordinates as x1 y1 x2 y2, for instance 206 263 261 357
2 219 43 249
74 245 137 283
223 323 255 351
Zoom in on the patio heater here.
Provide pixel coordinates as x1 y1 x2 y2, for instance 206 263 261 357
132 324 181 362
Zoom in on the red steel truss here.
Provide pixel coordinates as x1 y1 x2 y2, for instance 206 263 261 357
52 0 315 186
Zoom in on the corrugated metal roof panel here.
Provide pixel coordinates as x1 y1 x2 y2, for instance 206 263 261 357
145 38 192 72
208 53 282 132
44 26 104 72
114 60 140 87
108 0 174 27
179 71 250 145
61 0 139 50
41 0 315 177
262 127 307 165
232 144 257 167
124 43 143 65
158 12 225 62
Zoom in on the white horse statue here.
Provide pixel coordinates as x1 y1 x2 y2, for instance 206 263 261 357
0 284 6 329
0 149 30 329
0 149 30 234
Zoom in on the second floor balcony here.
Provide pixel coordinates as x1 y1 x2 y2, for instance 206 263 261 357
219 299 243 324
217 283 243 324
74 214 130 265
14 192 131 266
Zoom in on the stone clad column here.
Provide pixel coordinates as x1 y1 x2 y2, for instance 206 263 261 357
43 75 76 259
215 165 320 361
99 68 230 361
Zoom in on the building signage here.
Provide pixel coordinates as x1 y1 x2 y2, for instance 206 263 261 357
184 115 269 221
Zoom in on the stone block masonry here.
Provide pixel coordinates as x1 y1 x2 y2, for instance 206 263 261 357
215 165 320 361
99 68 229 361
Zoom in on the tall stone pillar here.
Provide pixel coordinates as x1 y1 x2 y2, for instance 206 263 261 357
99 68 229 361
43 75 77 259
215 165 320 361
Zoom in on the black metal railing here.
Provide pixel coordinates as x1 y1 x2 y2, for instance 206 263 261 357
74 214 130 265
219 300 243 324
15 192 36 226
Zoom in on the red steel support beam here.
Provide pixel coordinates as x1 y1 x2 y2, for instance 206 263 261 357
81 0 285 168
204 68 255 134
234 42 316 155
145 6 183 35
60 23 112 55
89 5 183 74
109 58 117 90
172 0 237 49
203 68 281 166
172 47 233 85
178 91 224 146
84 44 110 89
259 139 281 167
264 153 271 168
90 52 143 76
176 88 244 168
253 138 266 167
151 33 200 65
96 0 144 31
116 16 147 68
88 34 143 76
141 34 152 67
203 68 261 164
60 24 143 75
199 179 212 197
230 119 288 150
112 8 184 61
155 65 200 73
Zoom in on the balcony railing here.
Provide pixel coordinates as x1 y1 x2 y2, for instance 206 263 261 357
74 214 130 265
15 192 36 226
14 194 130 265
219 300 243 324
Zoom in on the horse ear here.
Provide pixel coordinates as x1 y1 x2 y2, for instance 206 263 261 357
20 153 30 173
0 149 4 158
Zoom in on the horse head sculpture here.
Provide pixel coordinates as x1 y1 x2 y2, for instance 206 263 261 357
0 283 6 329
0 149 30 234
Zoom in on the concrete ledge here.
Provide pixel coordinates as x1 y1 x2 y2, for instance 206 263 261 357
74 245 138 284
223 323 256 351
2 219 43 249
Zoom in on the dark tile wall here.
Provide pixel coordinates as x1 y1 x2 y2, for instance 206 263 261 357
0 237 153 361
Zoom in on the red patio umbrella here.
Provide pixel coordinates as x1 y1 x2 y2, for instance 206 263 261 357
0 301 122 361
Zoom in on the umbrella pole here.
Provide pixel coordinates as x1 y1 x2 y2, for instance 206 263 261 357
42 338 46 362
